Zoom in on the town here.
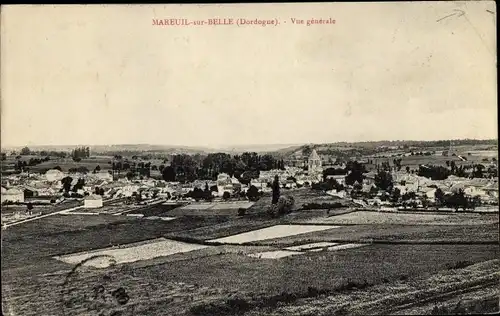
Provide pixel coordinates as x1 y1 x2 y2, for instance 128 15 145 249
1 140 498 225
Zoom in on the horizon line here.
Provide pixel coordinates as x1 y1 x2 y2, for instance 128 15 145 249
1 138 497 150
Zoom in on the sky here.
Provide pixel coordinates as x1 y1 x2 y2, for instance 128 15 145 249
1 2 497 148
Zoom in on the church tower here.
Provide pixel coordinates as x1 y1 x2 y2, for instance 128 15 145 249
308 149 322 173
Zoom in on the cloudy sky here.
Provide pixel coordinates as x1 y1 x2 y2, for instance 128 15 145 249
1 2 496 148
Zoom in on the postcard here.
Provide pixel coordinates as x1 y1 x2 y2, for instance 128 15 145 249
1 2 498 315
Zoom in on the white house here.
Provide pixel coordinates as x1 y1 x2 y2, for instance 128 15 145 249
327 190 346 198
1 188 25 204
95 171 113 182
84 195 103 208
217 173 232 197
45 169 65 182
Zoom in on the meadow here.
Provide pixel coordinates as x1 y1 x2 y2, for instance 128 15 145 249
2 187 499 315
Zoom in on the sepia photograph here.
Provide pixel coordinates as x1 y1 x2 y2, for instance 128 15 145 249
1 2 498 315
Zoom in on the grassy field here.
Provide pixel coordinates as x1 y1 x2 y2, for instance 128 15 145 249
242 259 500 316
2 190 499 315
305 210 499 226
1 155 170 174
363 149 497 171
1 200 82 217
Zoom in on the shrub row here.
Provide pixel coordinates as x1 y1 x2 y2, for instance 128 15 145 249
301 202 343 210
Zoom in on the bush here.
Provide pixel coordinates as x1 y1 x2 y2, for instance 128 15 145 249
246 185 260 201
222 191 231 200
237 208 246 216
302 202 343 210
267 196 295 217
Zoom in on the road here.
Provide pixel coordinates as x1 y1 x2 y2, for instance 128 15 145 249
2 197 124 228
3 205 83 228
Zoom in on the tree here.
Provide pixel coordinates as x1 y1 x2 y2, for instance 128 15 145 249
434 188 445 207
302 145 313 157
247 185 260 202
271 175 280 204
418 165 450 180
72 178 85 192
20 147 31 155
345 161 366 186
421 196 430 209
469 196 481 210
391 187 401 203
61 176 73 193
190 188 204 202
374 171 393 191
162 166 176 182
268 196 295 217
126 171 135 180
471 164 485 178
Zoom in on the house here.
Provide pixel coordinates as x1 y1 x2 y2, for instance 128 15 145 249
296 175 321 185
483 182 499 199
95 171 113 182
463 186 487 197
1 188 25 204
326 190 346 198
23 186 40 198
45 169 65 182
326 175 346 186
217 173 233 197
424 188 437 202
283 180 297 189
84 195 103 208
363 171 377 185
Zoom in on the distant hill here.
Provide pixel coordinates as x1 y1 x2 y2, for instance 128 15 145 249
222 144 304 155
276 139 498 159
2 140 495 157
1 143 305 155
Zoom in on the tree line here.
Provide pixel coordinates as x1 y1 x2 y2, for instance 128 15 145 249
108 152 285 183
71 147 90 161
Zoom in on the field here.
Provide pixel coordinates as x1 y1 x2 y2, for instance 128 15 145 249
305 210 499 226
54 238 210 268
168 201 255 216
2 188 499 315
363 148 497 171
1 155 168 175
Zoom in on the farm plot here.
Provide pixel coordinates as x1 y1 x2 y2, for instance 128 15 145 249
249 243 369 259
285 242 338 251
207 224 340 244
53 238 210 268
168 201 255 216
248 250 303 259
131 244 499 299
306 211 499 226
238 223 499 247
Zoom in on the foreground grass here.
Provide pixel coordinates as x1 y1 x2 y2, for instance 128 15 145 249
188 259 499 316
